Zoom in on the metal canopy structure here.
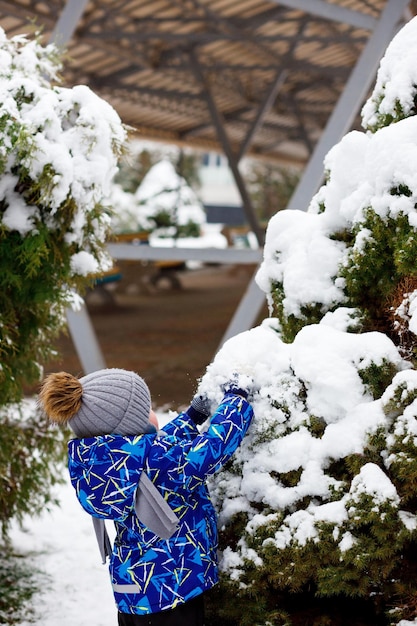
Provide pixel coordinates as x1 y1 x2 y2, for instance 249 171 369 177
0 0 413 232
0 0 414 373
0 2 413 181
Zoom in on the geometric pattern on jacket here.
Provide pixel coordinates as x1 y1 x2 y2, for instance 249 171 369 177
67 392 254 615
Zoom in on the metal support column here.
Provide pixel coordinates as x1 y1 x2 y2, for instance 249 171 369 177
66 305 106 373
49 0 106 374
219 268 267 347
49 0 89 48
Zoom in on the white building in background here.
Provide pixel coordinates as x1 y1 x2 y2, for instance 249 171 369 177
199 152 240 205
198 151 245 226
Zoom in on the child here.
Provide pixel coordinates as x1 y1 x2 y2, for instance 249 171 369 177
39 367 254 626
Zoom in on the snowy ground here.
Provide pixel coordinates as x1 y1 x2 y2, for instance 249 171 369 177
11 473 118 626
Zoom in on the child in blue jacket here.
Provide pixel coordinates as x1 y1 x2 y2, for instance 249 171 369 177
39 367 253 626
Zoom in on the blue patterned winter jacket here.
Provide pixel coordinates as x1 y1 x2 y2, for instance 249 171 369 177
67 392 253 615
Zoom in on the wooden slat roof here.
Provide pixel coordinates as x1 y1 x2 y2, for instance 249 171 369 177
0 1 414 168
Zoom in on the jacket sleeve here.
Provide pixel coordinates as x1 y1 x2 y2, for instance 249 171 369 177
161 412 201 440
147 393 253 491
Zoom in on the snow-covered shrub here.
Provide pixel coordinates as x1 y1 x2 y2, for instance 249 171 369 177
200 16 417 626
109 182 152 234
361 18 417 132
256 19 417 348
0 28 126 536
0 27 126 402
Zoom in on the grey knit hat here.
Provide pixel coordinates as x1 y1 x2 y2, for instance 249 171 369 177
40 368 180 541
69 368 152 438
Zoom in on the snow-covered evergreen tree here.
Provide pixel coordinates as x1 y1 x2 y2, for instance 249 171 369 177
135 159 205 238
109 182 152 234
0 28 126 535
110 158 206 239
199 16 417 626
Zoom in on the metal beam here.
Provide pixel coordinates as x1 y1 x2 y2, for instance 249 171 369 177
107 244 262 264
287 94 315 155
287 0 409 212
237 70 288 163
189 50 265 246
236 16 308 162
267 0 376 31
49 0 89 47
86 29 310 44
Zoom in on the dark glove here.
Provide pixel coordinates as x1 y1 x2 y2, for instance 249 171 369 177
221 373 254 399
222 383 248 399
187 393 212 425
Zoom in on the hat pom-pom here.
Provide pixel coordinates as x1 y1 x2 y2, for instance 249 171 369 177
39 372 83 425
